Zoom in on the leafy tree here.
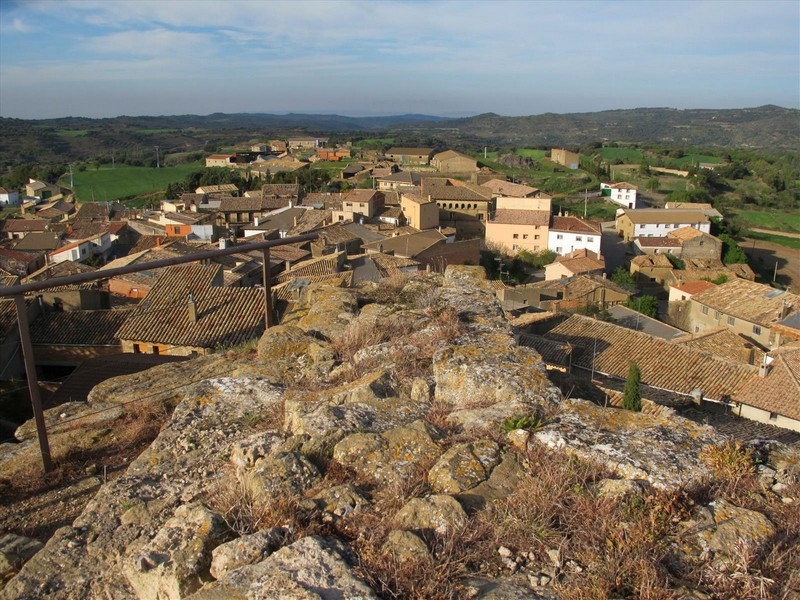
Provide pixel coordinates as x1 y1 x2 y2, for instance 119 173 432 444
623 295 658 318
719 233 748 265
515 249 557 269
665 253 685 269
610 266 636 291
622 361 642 412
645 177 660 192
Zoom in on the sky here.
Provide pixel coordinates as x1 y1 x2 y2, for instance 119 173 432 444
0 0 798 120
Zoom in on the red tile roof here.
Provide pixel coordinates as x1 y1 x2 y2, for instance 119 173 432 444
550 216 601 234
490 209 550 226
735 347 800 421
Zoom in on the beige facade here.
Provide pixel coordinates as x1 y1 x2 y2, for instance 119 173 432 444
495 196 552 211
431 151 478 173
122 339 208 356
485 221 548 254
550 148 580 169
205 154 235 168
400 194 439 230
687 300 776 348
732 402 800 433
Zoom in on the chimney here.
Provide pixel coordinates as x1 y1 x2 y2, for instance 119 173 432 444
188 293 197 323
690 388 703 405
293 216 298 227
758 360 770 378
254 217 259 227
219 238 227 250
285 260 291 272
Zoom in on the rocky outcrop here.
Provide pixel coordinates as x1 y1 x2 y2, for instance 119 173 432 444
4 269 793 599
0 534 42 585
533 398 725 490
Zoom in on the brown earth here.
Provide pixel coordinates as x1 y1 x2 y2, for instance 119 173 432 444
742 236 800 290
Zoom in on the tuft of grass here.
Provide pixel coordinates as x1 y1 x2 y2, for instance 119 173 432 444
500 414 547 433
700 440 756 498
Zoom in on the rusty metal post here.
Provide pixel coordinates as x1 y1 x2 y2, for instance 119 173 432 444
261 248 274 328
13 294 53 473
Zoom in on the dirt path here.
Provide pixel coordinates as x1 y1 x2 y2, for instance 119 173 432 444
749 228 800 240
742 236 800 290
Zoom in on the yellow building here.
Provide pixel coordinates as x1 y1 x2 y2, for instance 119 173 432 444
400 192 439 230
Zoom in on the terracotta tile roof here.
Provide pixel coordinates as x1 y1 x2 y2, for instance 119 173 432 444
343 189 380 204
377 171 421 185
606 181 638 190
269 243 311 264
528 274 632 298
219 197 265 212
117 264 264 349
0 299 22 343
490 209 550 226
362 230 446 257
22 260 96 284
315 223 362 246
635 236 682 248
631 254 673 268
2 219 48 233
672 328 766 366
691 279 800 327
667 226 706 241
368 252 420 274
375 206 404 220
550 216 601 234
196 184 238 194
544 315 757 402
556 255 605 275
0 274 19 288
734 347 800 420
671 280 716 296
424 184 492 202
0 247 42 264
386 147 433 156
621 209 709 225
287 210 333 235
13 232 63 251
518 333 573 366
433 150 474 162
30 309 132 346
274 252 343 283
481 179 541 198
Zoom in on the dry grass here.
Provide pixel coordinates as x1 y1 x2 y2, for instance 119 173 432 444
700 440 757 498
206 469 304 537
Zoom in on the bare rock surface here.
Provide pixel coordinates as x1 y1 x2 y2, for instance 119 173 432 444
209 527 292 580
187 536 377 600
393 494 467 534
533 398 725 490
428 440 503 494
0 533 43 585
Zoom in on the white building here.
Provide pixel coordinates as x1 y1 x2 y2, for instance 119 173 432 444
601 182 638 209
615 209 711 242
548 215 602 256
0 187 20 206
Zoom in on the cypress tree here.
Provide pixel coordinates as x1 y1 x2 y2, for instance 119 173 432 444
622 361 642 412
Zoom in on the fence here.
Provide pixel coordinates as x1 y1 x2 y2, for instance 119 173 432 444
0 232 318 473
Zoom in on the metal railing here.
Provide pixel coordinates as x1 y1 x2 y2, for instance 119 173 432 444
0 232 318 473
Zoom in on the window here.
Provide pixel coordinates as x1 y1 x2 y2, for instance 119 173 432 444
534 235 540 240
133 343 141 354
753 325 762 335
701 306 709 315
769 412 778 421
512 244 519 251
513 234 519 239
556 247 562 253
534 245 540 250
727 316 735 326
714 310 721 319
587 237 594 242
556 234 563 240
576 236 582 241
522 234 528 240
152 345 160 355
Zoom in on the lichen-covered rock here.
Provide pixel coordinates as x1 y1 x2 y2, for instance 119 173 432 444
333 420 441 485
187 536 377 599
428 440 503 494
382 530 430 562
229 431 284 469
533 398 724 490
247 452 320 497
306 484 369 519
123 503 233 600
0 533 43 585
14 401 123 442
296 286 358 341
393 494 467 534
256 324 335 383
456 454 528 512
209 527 292 580
444 265 489 282
694 500 776 561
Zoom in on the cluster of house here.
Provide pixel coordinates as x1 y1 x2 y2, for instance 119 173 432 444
1 144 797 433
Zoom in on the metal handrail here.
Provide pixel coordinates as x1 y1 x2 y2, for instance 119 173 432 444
5 232 319 473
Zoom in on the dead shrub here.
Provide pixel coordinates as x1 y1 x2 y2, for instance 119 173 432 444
206 469 303 537
331 315 414 364
701 538 776 600
701 440 757 498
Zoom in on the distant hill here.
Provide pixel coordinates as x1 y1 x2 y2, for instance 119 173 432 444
1 106 796 169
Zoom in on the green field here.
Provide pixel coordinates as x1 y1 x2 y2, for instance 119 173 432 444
743 230 800 250
729 209 800 234
58 162 203 202
598 148 644 162
135 129 179 134
515 149 547 159
673 154 723 167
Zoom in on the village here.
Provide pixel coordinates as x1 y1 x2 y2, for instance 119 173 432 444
0 139 797 445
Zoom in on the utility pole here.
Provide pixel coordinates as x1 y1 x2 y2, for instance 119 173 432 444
774 261 779 282
584 188 588 219
154 146 160 169
111 150 115 169
484 146 487 159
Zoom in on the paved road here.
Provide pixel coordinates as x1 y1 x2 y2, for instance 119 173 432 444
600 221 630 273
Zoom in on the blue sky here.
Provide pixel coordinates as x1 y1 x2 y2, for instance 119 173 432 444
0 0 798 119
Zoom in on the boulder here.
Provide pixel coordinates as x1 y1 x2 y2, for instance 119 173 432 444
695 500 776 561
534 398 725 491
428 440 503 494
0 533 43 585
229 431 284 469
393 494 467 534
247 452 320 498
382 530 430 562
187 536 376 599
296 286 358 341
209 527 292 580
333 420 441 485
306 484 369 519
123 503 233 600
456 454 528 512
256 324 335 383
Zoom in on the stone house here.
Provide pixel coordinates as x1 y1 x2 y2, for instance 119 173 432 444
400 193 439 230
550 148 580 169
385 147 434 165
485 208 550 255
545 249 605 281
431 150 478 173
